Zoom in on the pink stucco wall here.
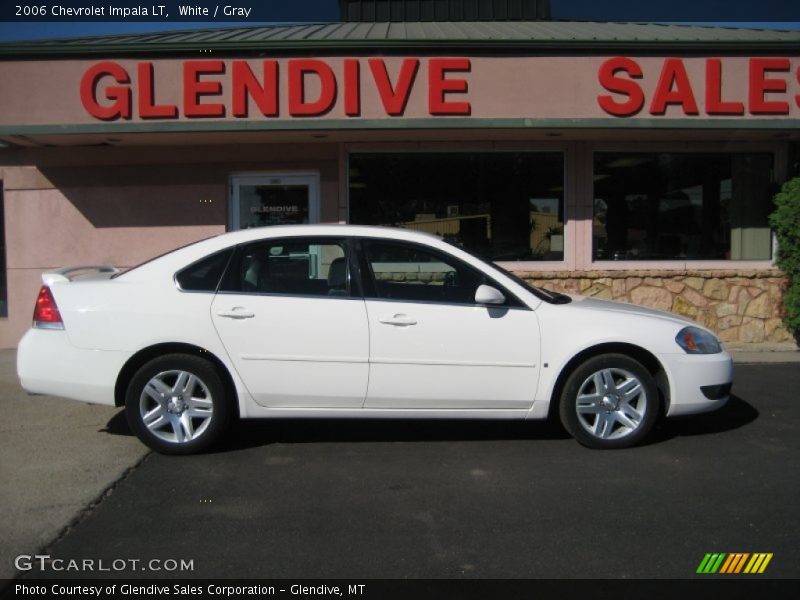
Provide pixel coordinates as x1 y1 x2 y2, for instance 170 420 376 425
0 143 340 347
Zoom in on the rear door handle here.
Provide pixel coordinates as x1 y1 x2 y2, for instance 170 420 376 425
217 307 255 319
378 314 417 326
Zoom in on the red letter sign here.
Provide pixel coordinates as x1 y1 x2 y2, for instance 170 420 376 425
597 57 644 117
137 63 178 119
796 65 800 108
705 59 744 115
649 58 699 115
184 60 226 118
428 59 471 116
232 60 278 118
344 59 361 117
749 58 790 114
288 60 337 116
80 62 131 121
369 58 419 116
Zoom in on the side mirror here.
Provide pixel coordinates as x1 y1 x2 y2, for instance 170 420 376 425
475 284 506 305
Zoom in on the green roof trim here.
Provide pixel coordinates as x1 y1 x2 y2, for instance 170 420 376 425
0 118 796 137
1 21 800 57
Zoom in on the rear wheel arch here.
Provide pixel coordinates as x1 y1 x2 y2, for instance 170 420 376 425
548 342 670 419
115 343 239 417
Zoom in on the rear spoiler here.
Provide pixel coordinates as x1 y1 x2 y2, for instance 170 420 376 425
42 265 120 286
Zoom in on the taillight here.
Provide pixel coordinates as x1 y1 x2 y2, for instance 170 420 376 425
33 285 64 330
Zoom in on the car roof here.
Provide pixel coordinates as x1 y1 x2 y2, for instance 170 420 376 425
115 223 542 309
117 224 449 281
213 224 442 246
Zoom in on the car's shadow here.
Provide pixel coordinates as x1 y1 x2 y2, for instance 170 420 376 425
645 394 758 445
100 394 758 452
220 418 571 451
100 410 134 435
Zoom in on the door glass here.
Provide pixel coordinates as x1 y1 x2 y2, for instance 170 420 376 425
222 239 349 297
238 184 309 229
363 241 489 305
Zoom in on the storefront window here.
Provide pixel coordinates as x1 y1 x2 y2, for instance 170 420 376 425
349 153 565 261
593 152 774 261
0 185 6 317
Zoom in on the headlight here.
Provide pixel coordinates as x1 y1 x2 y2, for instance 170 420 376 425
675 326 722 354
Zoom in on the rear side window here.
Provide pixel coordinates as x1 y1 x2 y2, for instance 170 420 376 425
220 238 351 297
175 249 233 292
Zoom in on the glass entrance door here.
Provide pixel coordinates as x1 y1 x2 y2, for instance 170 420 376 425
230 173 320 230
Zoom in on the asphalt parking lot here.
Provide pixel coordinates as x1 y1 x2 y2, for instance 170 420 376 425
5 357 798 581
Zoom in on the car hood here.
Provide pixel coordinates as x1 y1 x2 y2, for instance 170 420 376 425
564 295 696 328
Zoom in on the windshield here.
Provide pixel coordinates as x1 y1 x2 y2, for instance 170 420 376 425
444 240 572 305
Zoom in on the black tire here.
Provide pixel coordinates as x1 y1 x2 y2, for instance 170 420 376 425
558 353 659 449
125 353 233 455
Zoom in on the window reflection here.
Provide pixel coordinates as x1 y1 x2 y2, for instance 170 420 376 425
593 153 773 261
349 153 565 261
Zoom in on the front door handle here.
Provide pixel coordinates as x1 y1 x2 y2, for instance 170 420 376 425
378 314 417 326
217 307 255 319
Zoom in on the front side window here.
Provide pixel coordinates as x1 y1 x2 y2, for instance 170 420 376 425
362 240 496 305
349 152 565 261
221 239 350 297
593 152 773 261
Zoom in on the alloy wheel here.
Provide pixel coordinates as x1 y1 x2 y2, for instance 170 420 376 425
574 367 647 441
139 369 214 444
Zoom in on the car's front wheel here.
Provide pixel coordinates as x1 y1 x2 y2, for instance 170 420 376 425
125 354 232 455
559 353 659 449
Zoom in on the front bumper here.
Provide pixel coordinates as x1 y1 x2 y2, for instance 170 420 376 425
659 350 733 417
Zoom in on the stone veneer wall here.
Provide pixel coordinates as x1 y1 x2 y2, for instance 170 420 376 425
514 270 792 344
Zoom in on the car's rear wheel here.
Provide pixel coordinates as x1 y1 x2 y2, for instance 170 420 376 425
559 353 659 449
125 354 232 455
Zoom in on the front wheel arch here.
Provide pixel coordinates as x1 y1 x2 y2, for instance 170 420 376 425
548 343 670 420
115 343 239 418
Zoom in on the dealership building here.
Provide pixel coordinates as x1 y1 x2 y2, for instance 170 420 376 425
0 0 798 347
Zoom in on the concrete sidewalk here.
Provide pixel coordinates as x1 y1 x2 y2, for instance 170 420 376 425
0 343 797 580
0 349 148 580
727 342 800 363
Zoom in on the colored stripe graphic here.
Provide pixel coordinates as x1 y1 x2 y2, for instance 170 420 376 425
720 553 749 573
697 553 726 573
698 552 773 574
696 554 713 573
733 553 750 573
744 553 773 574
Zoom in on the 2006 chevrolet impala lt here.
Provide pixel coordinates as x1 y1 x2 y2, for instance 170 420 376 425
17 225 733 454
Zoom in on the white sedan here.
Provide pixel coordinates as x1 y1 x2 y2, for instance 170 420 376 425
17 225 733 454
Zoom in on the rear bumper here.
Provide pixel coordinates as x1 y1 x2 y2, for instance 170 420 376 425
660 351 734 417
17 328 131 406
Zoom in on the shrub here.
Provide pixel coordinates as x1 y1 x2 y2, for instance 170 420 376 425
768 177 800 337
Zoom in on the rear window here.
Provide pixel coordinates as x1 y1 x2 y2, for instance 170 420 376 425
220 238 350 297
175 249 233 292
113 236 217 278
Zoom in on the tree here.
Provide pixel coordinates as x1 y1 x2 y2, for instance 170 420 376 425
768 177 800 339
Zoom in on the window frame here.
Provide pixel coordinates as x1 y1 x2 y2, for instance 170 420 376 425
354 237 528 309
583 142 783 271
343 141 786 275
217 236 360 300
0 183 6 318
345 144 570 271
173 248 235 294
